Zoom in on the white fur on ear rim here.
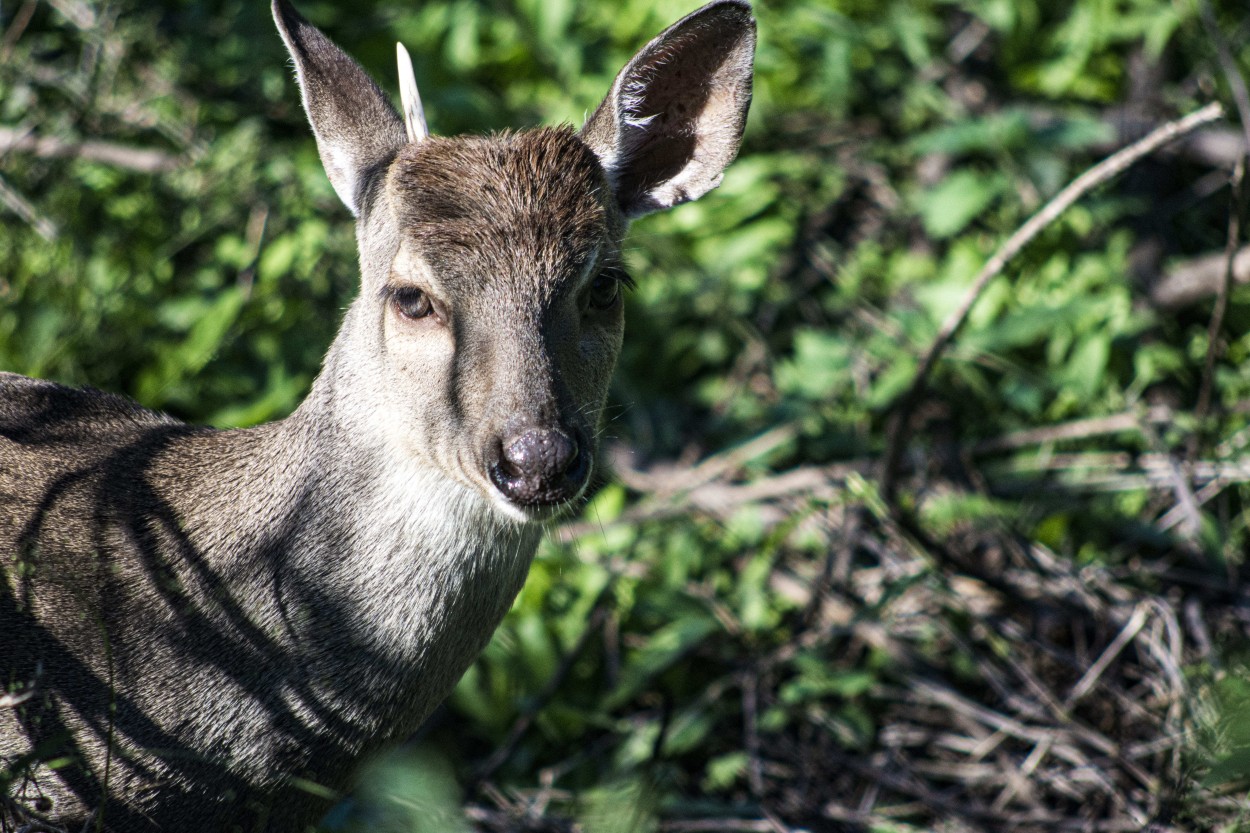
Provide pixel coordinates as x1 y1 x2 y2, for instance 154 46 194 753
396 42 428 143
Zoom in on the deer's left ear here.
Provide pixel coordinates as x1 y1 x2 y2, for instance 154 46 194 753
273 0 407 216
580 0 756 219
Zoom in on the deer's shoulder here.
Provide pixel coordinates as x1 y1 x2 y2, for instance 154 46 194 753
0 372 184 446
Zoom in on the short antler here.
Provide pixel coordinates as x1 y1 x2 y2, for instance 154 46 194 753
396 42 429 143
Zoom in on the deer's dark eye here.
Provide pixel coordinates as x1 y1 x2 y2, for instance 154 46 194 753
588 268 632 310
588 275 618 309
391 287 434 320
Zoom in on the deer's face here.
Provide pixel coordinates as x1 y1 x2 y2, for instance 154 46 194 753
360 130 626 520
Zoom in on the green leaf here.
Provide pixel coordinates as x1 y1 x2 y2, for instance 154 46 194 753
1064 332 1110 400
777 329 852 401
910 110 1031 156
916 170 1006 239
136 287 246 407
1203 747 1250 789
605 616 720 711
702 752 748 791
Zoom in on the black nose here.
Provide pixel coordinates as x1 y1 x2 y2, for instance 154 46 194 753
488 427 589 507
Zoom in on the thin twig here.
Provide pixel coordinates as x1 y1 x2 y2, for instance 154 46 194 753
1064 603 1151 708
1138 418 1203 540
660 820 784 833
971 407 1175 455
880 101 1225 501
743 674 764 797
43 0 96 30
612 423 799 497
1149 244 1250 309
1193 158 1246 444
0 690 34 708
0 172 57 240
0 0 37 59
1156 477 1227 533
556 459 861 542
982 452 1250 494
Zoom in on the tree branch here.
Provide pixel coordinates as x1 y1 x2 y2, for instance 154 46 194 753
1149 244 1250 309
0 127 178 174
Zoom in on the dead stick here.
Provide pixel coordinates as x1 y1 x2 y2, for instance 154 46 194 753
0 172 57 240
881 101 1225 501
1064 603 1151 708
1193 158 1246 446
971 406 1175 455
0 127 178 174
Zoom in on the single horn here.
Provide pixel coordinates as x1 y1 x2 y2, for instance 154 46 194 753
396 42 428 143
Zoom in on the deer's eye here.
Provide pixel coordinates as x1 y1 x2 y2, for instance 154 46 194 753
391 287 434 320
588 269 631 310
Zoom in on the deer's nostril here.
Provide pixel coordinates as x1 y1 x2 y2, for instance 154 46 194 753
489 427 588 508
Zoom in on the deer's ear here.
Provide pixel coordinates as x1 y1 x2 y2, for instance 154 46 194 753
273 0 407 216
580 0 755 219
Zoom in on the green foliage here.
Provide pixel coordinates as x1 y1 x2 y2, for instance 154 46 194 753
1202 671 1250 790
4 0 1250 829
329 746 470 833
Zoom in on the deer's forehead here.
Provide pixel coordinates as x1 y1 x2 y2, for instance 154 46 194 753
387 128 617 295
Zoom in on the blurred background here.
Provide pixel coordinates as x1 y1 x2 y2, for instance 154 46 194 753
3 0 1250 830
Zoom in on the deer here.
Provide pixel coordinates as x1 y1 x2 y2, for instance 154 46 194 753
0 1 754 831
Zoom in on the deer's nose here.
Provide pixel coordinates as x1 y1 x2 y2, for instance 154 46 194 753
488 427 588 507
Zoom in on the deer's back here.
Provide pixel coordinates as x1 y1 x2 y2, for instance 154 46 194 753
0 370 194 588
0 369 194 583
0 374 302 831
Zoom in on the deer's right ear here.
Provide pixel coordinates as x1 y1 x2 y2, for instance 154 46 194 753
273 0 407 216
580 0 756 219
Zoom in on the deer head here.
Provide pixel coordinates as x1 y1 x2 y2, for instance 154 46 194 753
272 0 756 522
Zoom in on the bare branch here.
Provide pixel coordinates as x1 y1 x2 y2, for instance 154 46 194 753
1064 604 1151 708
1198 0 1250 156
0 689 35 708
0 172 57 240
1193 159 1247 439
1149 244 1250 309
982 452 1250 494
0 0 37 59
0 127 178 174
971 407 1176 455
43 0 96 30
